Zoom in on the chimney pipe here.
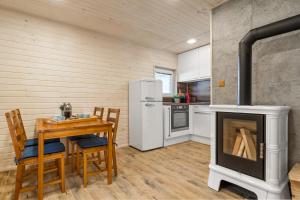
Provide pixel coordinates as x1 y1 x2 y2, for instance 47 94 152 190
238 14 300 105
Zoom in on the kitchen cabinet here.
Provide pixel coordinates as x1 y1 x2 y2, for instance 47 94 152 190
178 48 199 82
177 45 211 82
163 105 171 139
191 105 211 144
193 109 211 137
197 45 211 79
163 104 211 146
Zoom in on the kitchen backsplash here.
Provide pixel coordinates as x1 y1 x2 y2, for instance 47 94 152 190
177 79 211 103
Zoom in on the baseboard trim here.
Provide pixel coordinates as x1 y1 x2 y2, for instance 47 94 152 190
190 135 210 145
164 135 190 146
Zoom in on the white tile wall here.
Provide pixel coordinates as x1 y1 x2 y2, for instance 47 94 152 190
0 8 177 171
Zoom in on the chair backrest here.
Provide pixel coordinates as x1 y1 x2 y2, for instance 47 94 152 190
5 109 26 160
15 109 27 142
94 107 104 119
106 108 120 143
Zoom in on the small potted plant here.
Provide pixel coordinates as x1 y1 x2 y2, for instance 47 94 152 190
173 94 180 103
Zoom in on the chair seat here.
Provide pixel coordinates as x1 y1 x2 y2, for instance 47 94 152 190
67 134 97 141
76 137 108 148
25 138 60 147
19 142 65 162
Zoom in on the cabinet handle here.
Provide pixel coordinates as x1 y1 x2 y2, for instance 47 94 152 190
194 111 211 114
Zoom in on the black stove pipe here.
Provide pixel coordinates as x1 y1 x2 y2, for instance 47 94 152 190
238 14 300 105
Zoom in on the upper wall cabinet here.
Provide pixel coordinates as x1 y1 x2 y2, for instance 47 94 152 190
177 45 211 82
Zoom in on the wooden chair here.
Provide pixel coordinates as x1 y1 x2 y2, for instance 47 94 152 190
75 108 120 187
5 109 66 200
66 107 105 170
94 107 104 119
15 109 60 147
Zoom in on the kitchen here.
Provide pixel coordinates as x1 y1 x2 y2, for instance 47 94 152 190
163 44 212 146
0 1 300 200
129 44 212 150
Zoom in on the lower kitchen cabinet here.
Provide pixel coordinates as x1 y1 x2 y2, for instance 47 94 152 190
163 104 211 146
191 105 211 145
163 105 171 140
193 110 211 137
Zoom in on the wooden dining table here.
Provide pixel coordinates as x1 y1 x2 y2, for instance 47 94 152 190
35 117 113 200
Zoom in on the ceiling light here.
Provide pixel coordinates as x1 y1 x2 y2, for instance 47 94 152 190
187 38 197 44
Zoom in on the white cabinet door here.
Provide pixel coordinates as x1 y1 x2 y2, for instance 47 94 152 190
163 106 171 139
193 110 211 138
197 45 211 79
178 48 198 82
177 45 211 82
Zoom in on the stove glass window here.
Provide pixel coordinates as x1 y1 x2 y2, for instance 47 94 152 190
223 118 257 161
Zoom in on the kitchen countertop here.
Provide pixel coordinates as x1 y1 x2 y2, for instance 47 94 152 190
163 102 210 106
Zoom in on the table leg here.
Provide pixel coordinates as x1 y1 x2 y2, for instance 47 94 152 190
107 126 113 184
38 133 44 199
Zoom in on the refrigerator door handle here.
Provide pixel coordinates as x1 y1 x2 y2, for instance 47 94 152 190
145 103 155 107
145 97 155 101
143 80 155 83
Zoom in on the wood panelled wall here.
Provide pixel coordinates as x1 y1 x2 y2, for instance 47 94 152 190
0 8 177 171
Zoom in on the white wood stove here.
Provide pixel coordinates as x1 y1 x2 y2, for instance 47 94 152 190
208 105 290 199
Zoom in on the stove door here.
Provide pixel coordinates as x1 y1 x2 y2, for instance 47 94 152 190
217 112 265 180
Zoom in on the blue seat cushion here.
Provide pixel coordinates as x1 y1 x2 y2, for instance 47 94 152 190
76 137 108 148
68 134 97 141
20 142 65 161
25 138 60 147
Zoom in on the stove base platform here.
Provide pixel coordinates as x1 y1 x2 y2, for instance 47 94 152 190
208 164 290 200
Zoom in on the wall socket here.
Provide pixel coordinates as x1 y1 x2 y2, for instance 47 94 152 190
218 80 225 87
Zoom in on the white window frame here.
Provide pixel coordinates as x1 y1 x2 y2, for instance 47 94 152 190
154 66 175 97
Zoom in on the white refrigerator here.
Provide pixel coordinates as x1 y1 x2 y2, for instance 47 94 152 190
129 79 163 151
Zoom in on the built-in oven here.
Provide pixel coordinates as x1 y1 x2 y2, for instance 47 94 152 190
171 105 189 132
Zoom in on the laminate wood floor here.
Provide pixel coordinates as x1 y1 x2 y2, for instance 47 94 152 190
0 141 242 200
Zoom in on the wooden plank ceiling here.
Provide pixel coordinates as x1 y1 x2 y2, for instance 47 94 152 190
0 0 226 53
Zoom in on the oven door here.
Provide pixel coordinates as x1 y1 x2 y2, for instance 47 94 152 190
171 107 189 132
